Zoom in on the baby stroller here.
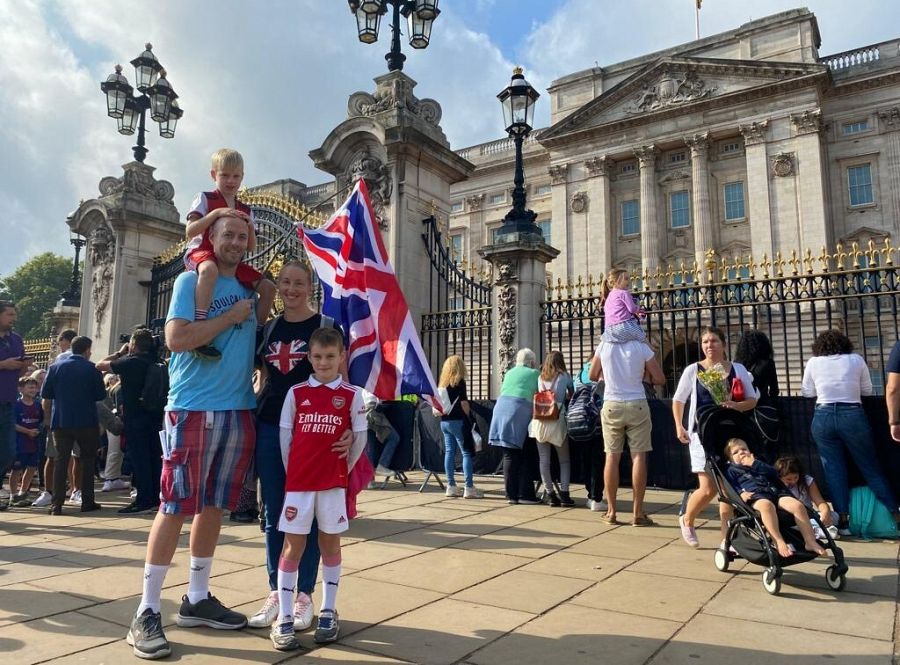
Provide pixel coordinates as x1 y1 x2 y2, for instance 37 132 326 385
695 405 849 595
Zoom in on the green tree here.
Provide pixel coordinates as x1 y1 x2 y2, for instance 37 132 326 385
0 253 73 339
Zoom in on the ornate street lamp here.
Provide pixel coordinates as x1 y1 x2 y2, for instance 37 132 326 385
60 231 87 307
347 0 440 71
496 67 542 239
100 44 182 162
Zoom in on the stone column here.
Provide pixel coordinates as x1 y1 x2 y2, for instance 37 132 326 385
685 133 713 280
584 156 613 277
878 107 900 238
790 110 830 251
739 120 773 264
634 145 660 274
548 164 569 277
66 162 183 355
479 239 559 396
310 71 474 329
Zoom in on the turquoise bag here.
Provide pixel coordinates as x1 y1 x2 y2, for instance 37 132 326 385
848 486 898 539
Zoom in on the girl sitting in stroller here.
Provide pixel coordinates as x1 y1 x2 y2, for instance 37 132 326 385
725 439 826 558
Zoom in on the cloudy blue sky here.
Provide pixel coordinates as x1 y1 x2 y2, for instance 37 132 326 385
1 0 898 273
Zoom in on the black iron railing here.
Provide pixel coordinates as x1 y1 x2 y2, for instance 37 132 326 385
421 306 492 400
543 261 900 397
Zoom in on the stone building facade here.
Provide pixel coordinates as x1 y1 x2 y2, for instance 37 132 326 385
445 8 900 287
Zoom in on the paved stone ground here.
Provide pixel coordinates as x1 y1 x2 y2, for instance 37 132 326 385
0 473 897 664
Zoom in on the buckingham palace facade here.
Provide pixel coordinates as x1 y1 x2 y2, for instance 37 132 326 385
445 8 900 287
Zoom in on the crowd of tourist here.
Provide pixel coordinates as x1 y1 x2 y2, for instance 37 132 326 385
2 158 899 660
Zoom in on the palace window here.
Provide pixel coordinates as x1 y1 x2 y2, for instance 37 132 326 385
843 120 869 135
724 182 745 221
622 199 640 236
721 141 741 155
534 184 552 197
848 164 874 206
450 201 463 213
449 233 463 262
489 192 506 205
490 226 502 244
621 162 636 174
448 294 465 311
669 151 686 164
537 220 551 242
670 190 691 228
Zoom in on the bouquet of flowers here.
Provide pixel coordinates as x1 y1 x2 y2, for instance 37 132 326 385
697 363 728 405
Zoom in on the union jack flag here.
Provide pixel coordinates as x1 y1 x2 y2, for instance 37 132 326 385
264 339 308 375
299 179 443 412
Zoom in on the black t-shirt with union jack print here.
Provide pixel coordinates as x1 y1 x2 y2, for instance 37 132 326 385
256 313 341 425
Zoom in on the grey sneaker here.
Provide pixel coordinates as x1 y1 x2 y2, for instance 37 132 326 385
176 594 247 630
313 609 340 644
270 620 301 651
127 608 171 660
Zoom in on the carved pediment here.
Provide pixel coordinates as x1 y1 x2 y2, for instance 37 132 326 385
541 57 828 143
841 226 890 245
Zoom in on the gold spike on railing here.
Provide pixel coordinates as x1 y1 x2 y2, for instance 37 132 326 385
866 239 878 267
760 253 771 279
850 241 861 269
587 273 595 297
788 249 800 276
575 275 584 298
774 251 785 277
555 277 564 299
882 237 894 266
835 243 847 270
565 276 575 299
803 248 814 274
817 246 830 273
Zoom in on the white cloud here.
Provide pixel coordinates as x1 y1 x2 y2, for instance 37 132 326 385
1 0 897 281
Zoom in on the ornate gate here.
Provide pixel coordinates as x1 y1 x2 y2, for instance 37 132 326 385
146 191 329 331
419 215 493 399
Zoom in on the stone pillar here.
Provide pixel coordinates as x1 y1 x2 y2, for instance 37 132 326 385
739 121 774 264
479 239 559 395
584 156 613 277
790 110 830 251
685 133 713 280
548 164 569 277
310 71 473 329
634 145 660 273
878 107 900 238
66 162 183 355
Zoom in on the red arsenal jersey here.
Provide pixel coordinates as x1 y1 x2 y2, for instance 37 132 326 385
280 377 367 491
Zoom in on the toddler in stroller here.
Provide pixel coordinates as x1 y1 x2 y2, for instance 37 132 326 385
725 439 825 558
696 405 848 594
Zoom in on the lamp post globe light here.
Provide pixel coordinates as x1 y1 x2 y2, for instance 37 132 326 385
347 0 440 72
497 67 543 239
100 44 183 162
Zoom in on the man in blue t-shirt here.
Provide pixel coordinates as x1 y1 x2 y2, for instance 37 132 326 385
0 301 28 509
128 215 258 659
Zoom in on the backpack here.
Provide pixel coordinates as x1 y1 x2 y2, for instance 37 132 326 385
140 360 169 413
848 485 898 539
566 383 603 442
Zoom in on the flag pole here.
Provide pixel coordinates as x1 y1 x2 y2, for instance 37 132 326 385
695 0 701 40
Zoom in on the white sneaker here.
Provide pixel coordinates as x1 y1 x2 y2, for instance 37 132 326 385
463 486 483 499
445 485 463 498
374 465 393 477
130 488 138 499
293 592 314 631
108 479 131 491
590 499 605 512
100 480 113 492
247 591 279 629
32 491 53 507
68 490 82 505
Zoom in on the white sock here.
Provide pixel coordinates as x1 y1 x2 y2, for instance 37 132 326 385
321 563 341 612
277 567 298 624
186 556 213 604
137 563 169 615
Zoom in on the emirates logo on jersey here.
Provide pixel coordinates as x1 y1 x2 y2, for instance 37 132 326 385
265 340 308 374
332 396 346 409
285 506 297 521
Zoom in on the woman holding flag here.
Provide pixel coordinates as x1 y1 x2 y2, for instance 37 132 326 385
247 260 353 632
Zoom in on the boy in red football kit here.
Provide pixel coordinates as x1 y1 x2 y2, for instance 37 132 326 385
185 148 275 359
271 327 367 651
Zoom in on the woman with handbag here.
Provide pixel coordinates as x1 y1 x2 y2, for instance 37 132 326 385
438 355 483 499
488 348 541 505
530 351 574 507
